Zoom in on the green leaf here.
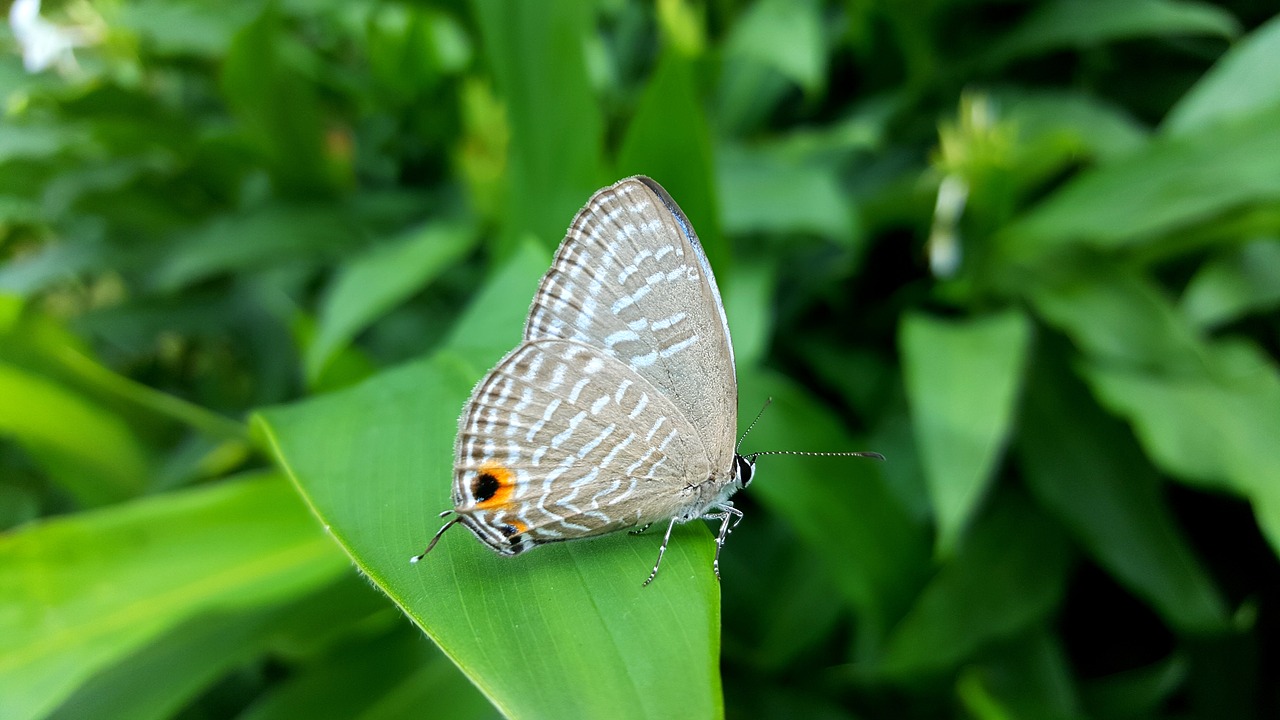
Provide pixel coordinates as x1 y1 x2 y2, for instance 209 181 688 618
996 90 1150 164
1180 238 1280 329
151 206 359 292
220 6 343 196
440 238 547 370
999 105 1280 259
900 310 1033 555
306 222 478 383
958 629 1082 720
615 49 725 271
983 0 1239 67
1026 265 1202 373
1080 653 1188 718
716 142 858 242
471 0 605 253
723 0 826 96
116 0 256 58
0 124 92 163
880 490 1072 678
1082 343 1280 557
1018 348 1227 633
722 257 773 370
46 576 387 720
0 472 347 720
0 361 148 505
257 248 723 720
1164 13 1280 135
736 367 930 661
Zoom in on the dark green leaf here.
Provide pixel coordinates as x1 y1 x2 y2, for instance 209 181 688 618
306 222 477 383
880 490 1072 678
1019 348 1228 632
984 0 1239 67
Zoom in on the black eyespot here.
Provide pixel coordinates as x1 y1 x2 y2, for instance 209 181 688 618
472 472 500 502
499 524 519 538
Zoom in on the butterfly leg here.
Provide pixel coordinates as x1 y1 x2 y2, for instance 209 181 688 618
642 517 681 587
629 522 654 536
703 503 744 581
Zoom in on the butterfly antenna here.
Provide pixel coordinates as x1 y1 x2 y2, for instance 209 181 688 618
744 450 886 462
409 510 461 564
736 397 773 454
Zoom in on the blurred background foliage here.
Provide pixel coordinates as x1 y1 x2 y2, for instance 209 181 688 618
2 0 1279 718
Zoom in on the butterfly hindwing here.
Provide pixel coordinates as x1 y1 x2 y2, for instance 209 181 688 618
453 338 713 554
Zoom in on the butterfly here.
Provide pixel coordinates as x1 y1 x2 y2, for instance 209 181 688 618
412 176 881 584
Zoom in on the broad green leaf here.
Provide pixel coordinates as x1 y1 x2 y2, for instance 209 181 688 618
1164 14 1280 135
723 0 826 95
615 49 725 271
879 490 1071 678
900 310 1033 555
0 362 147 505
1019 349 1227 633
257 247 723 720
716 142 857 242
1000 105 1280 258
736 367 930 661
306 222 478 383
1083 343 1280 557
1180 238 1280 329
983 0 1239 67
0 472 347 720
115 0 257 58
46 576 387 720
1026 265 1203 374
471 0 605 254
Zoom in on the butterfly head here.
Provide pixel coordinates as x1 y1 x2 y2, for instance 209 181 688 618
733 453 756 488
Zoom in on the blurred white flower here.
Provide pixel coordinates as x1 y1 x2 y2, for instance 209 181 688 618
927 174 969 278
9 0 91 74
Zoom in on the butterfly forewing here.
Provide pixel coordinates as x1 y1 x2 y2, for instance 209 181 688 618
523 178 737 471
453 338 712 555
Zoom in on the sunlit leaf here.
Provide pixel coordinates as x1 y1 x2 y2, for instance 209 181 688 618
1164 13 1280 135
0 473 347 720
257 247 723 720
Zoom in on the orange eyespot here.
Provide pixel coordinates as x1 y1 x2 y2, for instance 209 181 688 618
499 519 529 537
469 462 516 509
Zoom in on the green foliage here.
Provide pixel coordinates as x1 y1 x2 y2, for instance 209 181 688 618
2 1 1278 719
